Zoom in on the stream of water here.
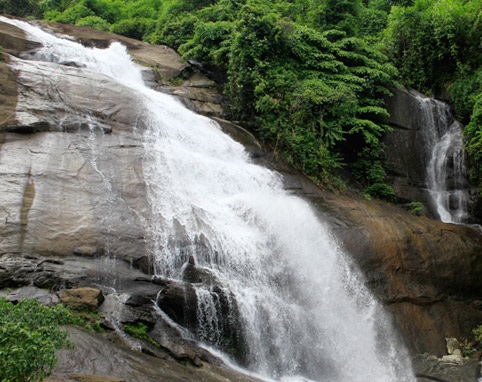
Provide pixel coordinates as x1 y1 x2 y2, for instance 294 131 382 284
416 95 470 223
3 17 416 382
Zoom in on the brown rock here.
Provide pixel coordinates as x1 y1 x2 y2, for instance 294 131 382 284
59 287 104 311
0 19 41 56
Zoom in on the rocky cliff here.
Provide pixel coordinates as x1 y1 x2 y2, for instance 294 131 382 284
0 16 482 382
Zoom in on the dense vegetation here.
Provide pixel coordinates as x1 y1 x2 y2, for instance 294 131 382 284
2 0 482 194
0 298 74 382
383 0 482 190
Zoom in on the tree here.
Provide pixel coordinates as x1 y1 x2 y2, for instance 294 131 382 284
324 0 363 34
0 0 42 17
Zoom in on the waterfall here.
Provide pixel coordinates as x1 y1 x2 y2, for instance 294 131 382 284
416 95 470 223
4 17 415 382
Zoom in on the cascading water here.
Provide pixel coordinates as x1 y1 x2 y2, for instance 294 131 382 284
4 17 416 382
416 95 470 223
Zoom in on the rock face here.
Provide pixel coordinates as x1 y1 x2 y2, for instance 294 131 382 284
311 191 482 356
1 16 482 382
383 87 430 203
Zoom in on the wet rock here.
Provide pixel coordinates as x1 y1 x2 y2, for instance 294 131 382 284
0 254 39 288
182 256 217 284
31 20 227 118
0 285 59 305
0 59 18 128
156 280 198 329
33 270 64 289
213 117 265 159
0 19 41 56
159 260 246 365
147 321 203 367
59 287 104 311
130 255 153 275
29 20 187 79
310 190 482 356
98 288 157 329
125 293 154 308
413 353 481 382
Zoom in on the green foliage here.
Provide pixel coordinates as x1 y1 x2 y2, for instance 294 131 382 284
0 0 42 18
42 0 160 41
383 4 435 91
45 1 95 24
383 0 482 192
75 15 111 31
460 338 477 357
364 162 395 200
404 201 426 216
69 310 104 331
384 0 482 92
123 322 159 347
124 322 149 340
324 0 363 35
449 69 482 124
474 324 482 344
358 7 389 40
179 21 235 68
148 12 199 47
110 18 154 40
0 298 73 382
154 0 394 188
449 68 482 191
463 94 482 190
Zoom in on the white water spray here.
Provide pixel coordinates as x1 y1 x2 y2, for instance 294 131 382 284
3 17 415 382
416 95 469 223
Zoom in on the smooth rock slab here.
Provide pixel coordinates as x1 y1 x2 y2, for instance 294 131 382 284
0 56 152 263
51 326 263 382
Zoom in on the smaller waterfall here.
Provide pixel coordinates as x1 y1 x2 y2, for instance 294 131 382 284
417 96 470 223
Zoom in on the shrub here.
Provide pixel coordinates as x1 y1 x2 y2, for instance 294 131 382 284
0 298 73 382
404 201 426 216
75 15 111 31
473 324 482 344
